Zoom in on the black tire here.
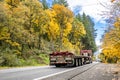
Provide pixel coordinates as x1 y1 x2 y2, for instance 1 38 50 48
83 61 86 65
74 59 78 67
55 64 61 67
79 59 82 66
78 59 80 66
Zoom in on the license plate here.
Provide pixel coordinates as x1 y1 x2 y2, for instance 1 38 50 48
57 57 65 62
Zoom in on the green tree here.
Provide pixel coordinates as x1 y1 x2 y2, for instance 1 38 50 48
76 13 97 52
69 18 86 53
52 0 68 7
41 0 49 9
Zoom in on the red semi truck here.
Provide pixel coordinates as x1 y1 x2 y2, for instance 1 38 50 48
49 50 92 67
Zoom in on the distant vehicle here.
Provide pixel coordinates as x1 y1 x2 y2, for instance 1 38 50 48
49 50 92 67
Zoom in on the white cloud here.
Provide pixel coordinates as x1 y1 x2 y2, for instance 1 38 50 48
67 0 111 23
95 39 102 46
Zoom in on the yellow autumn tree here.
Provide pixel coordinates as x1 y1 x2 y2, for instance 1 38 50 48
67 18 86 54
101 0 120 63
52 4 74 51
5 0 20 7
114 18 120 28
62 37 74 52
102 19 120 63
45 9 59 40
45 9 60 51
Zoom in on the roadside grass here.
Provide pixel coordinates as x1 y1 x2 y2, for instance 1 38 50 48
0 53 49 69
0 66 10 70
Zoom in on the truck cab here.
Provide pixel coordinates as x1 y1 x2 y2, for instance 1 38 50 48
81 50 92 64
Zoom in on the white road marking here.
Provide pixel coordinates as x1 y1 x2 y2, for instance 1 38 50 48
33 67 80 80
33 63 98 80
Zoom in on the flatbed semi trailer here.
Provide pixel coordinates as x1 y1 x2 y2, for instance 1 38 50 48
49 50 92 67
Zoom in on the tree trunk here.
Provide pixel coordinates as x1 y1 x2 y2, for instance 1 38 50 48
59 28 63 51
50 37 55 52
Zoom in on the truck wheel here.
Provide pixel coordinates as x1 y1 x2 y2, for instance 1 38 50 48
90 60 92 63
55 64 60 67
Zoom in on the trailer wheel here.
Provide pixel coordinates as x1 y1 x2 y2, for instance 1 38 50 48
74 59 78 67
78 59 80 66
79 59 82 66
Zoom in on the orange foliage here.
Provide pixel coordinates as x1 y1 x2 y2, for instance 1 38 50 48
111 0 115 3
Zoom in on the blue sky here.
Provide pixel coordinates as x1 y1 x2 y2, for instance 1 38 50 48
94 20 107 46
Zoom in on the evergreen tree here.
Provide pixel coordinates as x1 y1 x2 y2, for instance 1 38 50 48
52 0 68 7
41 0 49 9
76 13 97 52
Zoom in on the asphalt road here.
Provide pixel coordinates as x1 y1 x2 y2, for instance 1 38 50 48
1 62 118 80
0 65 77 80
0 62 97 80
39 62 98 80
39 63 120 80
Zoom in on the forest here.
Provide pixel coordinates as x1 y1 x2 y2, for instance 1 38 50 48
0 0 97 66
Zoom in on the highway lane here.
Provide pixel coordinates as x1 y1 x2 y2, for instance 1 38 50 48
0 65 75 80
0 62 98 80
36 63 119 80
38 63 98 80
